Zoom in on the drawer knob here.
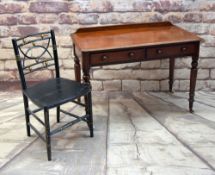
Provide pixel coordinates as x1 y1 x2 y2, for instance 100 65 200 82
157 49 163 54
101 55 108 61
181 47 187 52
128 52 135 57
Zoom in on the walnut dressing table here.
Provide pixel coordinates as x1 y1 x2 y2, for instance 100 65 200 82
71 22 201 112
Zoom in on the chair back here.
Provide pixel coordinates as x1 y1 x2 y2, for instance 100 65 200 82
12 30 60 90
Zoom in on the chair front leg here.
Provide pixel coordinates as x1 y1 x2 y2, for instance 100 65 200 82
23 94 31 136
44 108 51 161
57 106 60 123
85 92 94 137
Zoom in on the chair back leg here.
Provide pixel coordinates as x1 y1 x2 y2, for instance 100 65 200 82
44 108 52 161
23 94 31 136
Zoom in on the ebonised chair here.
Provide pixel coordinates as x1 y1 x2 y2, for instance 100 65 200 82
12 30 93 161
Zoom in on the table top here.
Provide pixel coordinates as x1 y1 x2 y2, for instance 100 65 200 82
72 22 201 52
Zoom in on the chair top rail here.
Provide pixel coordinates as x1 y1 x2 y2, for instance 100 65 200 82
18 37 51 47
15 31 51 42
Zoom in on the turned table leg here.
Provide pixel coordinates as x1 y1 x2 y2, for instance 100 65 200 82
74 47 81 84
169 58 175 93
189 55 199 113
73 45 81 102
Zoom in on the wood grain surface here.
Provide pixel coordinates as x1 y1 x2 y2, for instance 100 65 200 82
72 22 201 52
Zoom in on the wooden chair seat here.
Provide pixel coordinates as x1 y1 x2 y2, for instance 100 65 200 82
24 78 90 108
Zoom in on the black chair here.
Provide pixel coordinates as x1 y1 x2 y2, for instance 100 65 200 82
12 30 93 161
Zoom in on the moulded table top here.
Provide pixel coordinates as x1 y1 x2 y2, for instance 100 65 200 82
71 22 202 52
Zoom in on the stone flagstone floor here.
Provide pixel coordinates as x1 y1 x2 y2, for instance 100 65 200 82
0 91 215 175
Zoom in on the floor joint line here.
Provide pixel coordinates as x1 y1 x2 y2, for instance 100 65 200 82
149 92 215 127
162 92 215 109
132 93 215 172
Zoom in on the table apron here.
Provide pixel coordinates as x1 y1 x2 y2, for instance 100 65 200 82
88 42 198 67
